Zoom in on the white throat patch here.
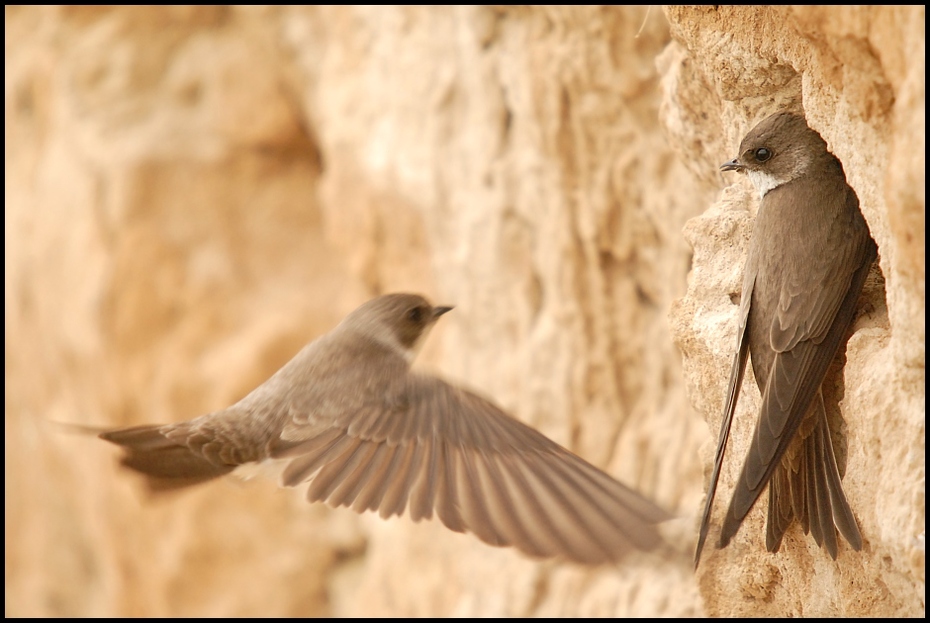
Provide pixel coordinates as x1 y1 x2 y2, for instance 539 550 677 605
404 324 434 363
747 170 783 199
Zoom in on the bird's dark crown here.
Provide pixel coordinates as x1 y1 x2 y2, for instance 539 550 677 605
345 293 453 351
721 112 835 195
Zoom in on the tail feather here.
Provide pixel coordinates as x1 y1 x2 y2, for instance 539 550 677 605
763 396 860 557
100 425 234 491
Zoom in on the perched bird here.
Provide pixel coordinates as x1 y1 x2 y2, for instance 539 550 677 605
101 293 671 565
694 112 876 567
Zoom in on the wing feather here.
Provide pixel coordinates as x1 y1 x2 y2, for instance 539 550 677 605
378 441 421 519
485 454 564 558
305 437 368 503
694 273 754 567
433 439 467 533
272 372 668 564
406 438 437 522
348 443 397 513
513 452 617 563
720 238 874 544
280 431 356 487
502 455 589 559
325 441 388 508
462 451 516 547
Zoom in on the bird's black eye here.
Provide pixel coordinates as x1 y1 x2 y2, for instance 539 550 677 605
407 306 424 323
754 147 772 162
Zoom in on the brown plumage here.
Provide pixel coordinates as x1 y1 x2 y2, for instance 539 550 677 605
694 112 875 567
101 293 671 565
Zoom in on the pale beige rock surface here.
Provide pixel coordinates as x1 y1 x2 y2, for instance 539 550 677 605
5 5 923 617
663 5 924 618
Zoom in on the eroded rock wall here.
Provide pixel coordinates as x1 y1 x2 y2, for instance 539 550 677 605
662 5 924 617
5 5 923 617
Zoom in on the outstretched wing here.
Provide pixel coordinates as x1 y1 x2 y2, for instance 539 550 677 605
273 373 671 565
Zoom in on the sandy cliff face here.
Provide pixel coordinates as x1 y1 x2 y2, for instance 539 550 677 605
5 6 923 617
661 6 924 617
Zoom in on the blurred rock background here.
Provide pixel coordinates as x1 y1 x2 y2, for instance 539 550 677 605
5 6 923 617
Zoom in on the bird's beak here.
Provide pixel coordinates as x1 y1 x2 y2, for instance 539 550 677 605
720 158 743 172
432 306 454 319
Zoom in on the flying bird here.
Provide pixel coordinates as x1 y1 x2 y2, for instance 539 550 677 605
101 292 671 565
694 112 876 567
